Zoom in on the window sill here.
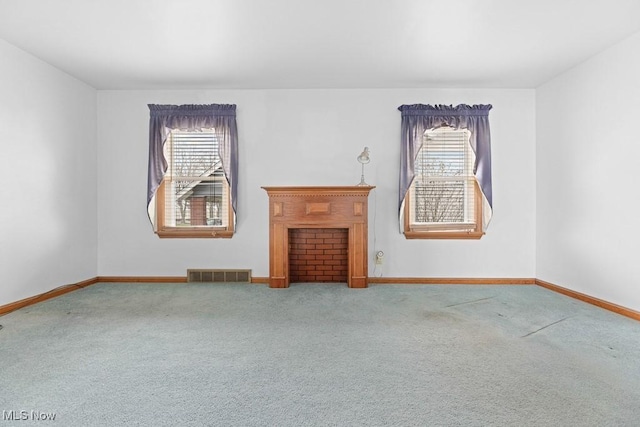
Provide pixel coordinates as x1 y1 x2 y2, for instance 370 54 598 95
404 230 485 240
156 228 233 239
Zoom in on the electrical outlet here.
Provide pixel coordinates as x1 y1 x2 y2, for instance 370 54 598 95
375 251 384 264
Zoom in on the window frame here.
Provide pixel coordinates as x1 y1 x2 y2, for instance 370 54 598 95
403 127 485 240
155 129 234 239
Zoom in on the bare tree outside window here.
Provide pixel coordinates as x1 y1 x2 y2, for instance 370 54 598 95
414 183 465 224
411 127 474 227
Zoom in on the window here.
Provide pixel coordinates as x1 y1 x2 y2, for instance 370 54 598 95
147 103 238 239
398 104 492 239
156 129 233 238
404 127 483 239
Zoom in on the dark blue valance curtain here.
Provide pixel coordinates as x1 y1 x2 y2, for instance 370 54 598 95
398 104 493 229
147 104 238 229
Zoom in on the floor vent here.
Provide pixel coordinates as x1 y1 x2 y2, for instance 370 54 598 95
187 269 252 283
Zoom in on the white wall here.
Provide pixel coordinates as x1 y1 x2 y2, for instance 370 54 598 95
0 39 97 306
537 31 640 311
97 88 535 279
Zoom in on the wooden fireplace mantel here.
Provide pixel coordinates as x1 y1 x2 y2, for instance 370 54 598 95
262 186 375 288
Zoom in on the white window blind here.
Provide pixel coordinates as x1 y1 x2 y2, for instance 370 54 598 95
163 129 230 228
410 127 476 231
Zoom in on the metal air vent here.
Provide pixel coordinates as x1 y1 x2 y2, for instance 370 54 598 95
187 269 252 283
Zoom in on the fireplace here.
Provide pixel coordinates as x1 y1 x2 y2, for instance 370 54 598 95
262 186 374 288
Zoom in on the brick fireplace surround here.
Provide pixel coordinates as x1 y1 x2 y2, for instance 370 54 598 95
262 186 374 288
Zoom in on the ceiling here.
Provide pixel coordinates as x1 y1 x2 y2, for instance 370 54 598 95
1 0 639 90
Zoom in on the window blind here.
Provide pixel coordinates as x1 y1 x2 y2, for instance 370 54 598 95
163 129 230 228
410 127 476 230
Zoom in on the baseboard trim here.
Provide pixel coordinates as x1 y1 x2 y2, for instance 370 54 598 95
0 277 99 316
3 276 638 323
535 279 640 322
253 277 535 285
99 276 270 284
368 277 536 285
97 276 187 283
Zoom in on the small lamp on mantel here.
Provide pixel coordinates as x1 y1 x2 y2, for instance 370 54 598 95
356 147 370 186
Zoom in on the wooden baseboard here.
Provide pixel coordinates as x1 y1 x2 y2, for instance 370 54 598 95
535 279 640 321
368 277 535 285
3 275 638 323
0 277 99 316
100 276 270 284
97 276 187 283
254 277 535 286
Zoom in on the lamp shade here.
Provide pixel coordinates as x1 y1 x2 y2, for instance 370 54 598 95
357 147 370 164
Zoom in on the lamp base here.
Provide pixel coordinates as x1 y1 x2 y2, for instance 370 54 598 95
356 175 369 186
356 160 369 186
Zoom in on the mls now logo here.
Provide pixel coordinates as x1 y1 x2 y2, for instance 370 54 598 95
2 410 56 421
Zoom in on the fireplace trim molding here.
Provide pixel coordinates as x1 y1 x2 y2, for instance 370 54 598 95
262 186 375 288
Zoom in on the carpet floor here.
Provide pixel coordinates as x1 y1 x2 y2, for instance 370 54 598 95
1 283 639 426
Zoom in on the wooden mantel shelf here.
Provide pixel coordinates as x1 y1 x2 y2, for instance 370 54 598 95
262 186 375 288
262 185 374 195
